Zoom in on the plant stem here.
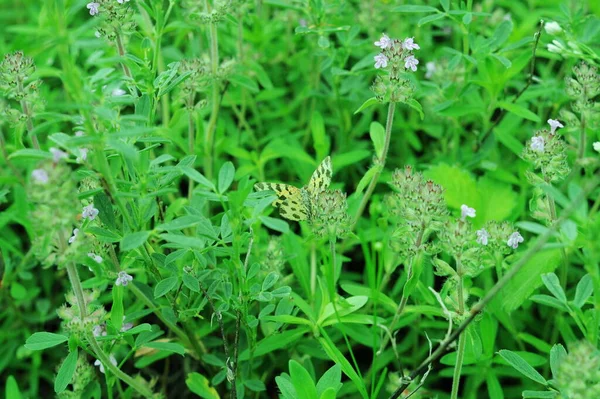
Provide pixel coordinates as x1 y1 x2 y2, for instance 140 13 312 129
389 176 598 399
204 0 220 180
18 79 40 149
353 101 396 227
188 96 196 200
450 257 466 399
115 31 134 85
547 191 568 288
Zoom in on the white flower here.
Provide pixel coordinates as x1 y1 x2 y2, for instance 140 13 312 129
75 131 85 137
94 31 101 38
117 0 130 3
404 55 419 72
460 204 476 220
49 147 68 163
507 232 524 249
31 169 49 184
112 88 126 96
121 316 133 332
425 62 436 79
82 204 99 220
547 40 565 54
68 228 79 244
593 141 600 153
92 324 107 337
94 354 117 374
545 21 562 35
530 136 545 152
76 148 89 163
402 37 420 51
476 228 489 245
88 252 103 263
86 2 100 16
374 33 392 50
115 271 133 286
374 53 388 69
547 119 564 133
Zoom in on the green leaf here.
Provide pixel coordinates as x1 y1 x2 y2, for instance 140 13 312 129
316 364 342 397
239 328 308 360
573 274 593 308
111 285 124 332
182 273 200 293
8 149 52 161
522 391 558 398
369 122 385 159
93 193 115 229
186 372 220 399
154 276 179 298
319 388 337 399
143 341 186 356
289 360 318 399
418 13 447 26
541 273 566 303
25 332 68 350
54 348 78 393
244 379 266 392
5 376 23 399
486 373 504 399
497 349 547 385
392 5 439 12
530 295 568 311
120 231 151 251
355 164 381 195
497 101 541 122
549 344 567 380
218 162 235 193
156 216 205 231
122 323 152 335
311 111 330 160
262 272 280 291
354 97 379 114
405 99 424 120
260 215 289 233
181 166 216 191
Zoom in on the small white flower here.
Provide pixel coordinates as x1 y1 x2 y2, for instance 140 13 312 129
530 136 545 152
593 141 600 153
547 40 565 54
404 55 419 72
75 131 85 137
68 228 79 244
507 231 524 249
545 21 562 35
460 204 476 220
49 147 68 163
94 31 101 38
86 2 100 16
117 0 130 3
88 252 103 263
76 148 89 163
112 88 126 97
374 33 392 50
547 119 564 134
476 228 490 245
115 271 133 286
31 169 49 184
402 37 420 51
92 324 107 337
82 204 99 220
425 62 436 79
121 316 133 332
374 53 388 69
299 19 307 28
94 354 117 374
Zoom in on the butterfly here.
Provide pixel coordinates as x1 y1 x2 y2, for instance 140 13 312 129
254 156 332 221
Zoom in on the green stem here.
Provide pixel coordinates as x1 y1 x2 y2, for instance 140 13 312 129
188 97 196 200
353 102 396 227
115 31 134 84
450 257 466 399
204 0 220 180
18 79 40 149
547 192 568 288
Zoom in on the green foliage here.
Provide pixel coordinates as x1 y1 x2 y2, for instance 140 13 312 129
1 0 600 398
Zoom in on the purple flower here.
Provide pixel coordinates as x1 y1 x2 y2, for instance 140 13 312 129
402 37 420 51
507 232 524 249
86 2 100 16
374 53 388 69
374 34 392 50
404 55 419 72
460 204 476 220
547 119 564 134
31 169 49 184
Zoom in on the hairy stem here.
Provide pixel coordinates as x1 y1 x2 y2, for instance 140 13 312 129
450 257 466 399
204 0 220 180
18 79 40 149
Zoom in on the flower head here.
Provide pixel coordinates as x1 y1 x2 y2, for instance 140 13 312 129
374 33 392 50
94 354 117 374
374 53 388 69
507 231 524 249
115 271 133 286
82 204 99 220
86 2 100 16
476 228 490 245
460 204 476 220
548 119 564 133
68 228 79 244
31 169 49 184
530 136 545 152
88 253 103 263
402 37 420 51
545 21 562 35
404 55 419 72
50 147 68 163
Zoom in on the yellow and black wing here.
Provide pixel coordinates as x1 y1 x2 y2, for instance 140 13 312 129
306 156 332 196
254 182 309 221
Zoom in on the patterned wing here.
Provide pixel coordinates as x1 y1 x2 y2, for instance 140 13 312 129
306 156 332 196
254 182 309 221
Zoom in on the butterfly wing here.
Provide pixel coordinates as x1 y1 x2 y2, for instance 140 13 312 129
254 182 309 221
306 156 332 196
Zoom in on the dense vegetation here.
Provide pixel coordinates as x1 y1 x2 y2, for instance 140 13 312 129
1 1 600 398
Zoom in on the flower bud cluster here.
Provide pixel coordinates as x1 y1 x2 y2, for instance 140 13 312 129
523 120 570 183
57 354 96 399
57 290 106 339
555 341 600 399
0 51 44 126
370 34 419 103
190 0 231 24
88 0 136 40
310 189 351 238
560 62 600 134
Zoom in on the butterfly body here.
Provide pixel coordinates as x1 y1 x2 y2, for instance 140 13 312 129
254 156 332 221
